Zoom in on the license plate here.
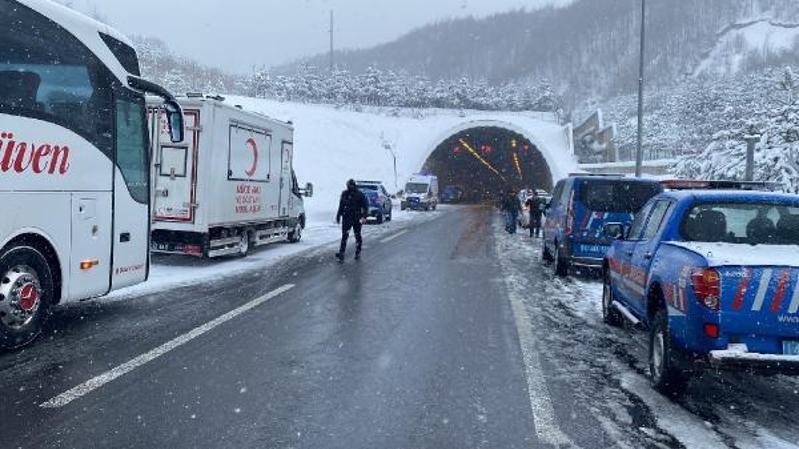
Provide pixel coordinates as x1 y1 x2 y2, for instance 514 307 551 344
580 244 606 254
783 340 799 356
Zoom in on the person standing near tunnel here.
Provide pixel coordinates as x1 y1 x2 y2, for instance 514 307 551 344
501 189 522 234
525 190 546 238
336 179 369 262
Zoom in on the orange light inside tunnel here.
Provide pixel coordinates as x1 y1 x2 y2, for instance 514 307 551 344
458 138 507 182
513 152 523 180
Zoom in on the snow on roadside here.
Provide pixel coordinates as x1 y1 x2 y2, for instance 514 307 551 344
101 206 444 302
495 218 799 449
619 372 728 449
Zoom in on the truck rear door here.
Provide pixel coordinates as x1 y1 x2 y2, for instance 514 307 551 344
152 109 199 223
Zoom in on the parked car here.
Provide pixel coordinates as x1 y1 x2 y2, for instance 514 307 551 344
602 180 799 395
356 180 393 223
542 175 662 276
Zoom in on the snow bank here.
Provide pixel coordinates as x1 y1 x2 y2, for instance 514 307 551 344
223 97 576 223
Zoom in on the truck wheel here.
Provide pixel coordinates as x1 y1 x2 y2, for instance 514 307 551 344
0 245 54 349
238 232 250 257
602 271 622 326
386 208 393 222
650 309 688 396
553 243 568 277
288 222 303 243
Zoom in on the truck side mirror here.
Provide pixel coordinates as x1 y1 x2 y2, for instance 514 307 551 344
301 182 314 198
604 223 625 240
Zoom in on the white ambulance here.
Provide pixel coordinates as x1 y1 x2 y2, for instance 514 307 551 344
0 0 183 348
148 95 313 258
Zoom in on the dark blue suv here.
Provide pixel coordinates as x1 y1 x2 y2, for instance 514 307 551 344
356 181 393 224
543 175 662 276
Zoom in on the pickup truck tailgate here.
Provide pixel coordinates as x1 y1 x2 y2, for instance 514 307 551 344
719 266 799 338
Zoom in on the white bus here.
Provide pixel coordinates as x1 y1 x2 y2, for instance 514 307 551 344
0 0 183 348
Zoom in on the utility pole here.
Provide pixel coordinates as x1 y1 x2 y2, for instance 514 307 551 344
329 10 334 71
634 0 646 178
744 133 760 181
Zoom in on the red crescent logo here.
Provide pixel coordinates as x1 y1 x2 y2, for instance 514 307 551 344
245 138 259 177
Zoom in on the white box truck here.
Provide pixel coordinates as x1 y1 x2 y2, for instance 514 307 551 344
0 0 184 348
401 174 439 211
147 95 313 258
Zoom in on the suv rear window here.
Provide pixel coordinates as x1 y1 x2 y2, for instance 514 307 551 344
682 202 799 245
357 184 379 191
579 180 660 213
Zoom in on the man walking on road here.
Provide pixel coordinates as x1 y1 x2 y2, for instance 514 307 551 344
336 179 369 261
501 189 522 235
525 190 547 238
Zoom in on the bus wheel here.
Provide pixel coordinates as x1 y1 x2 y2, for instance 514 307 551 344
0 246 54 349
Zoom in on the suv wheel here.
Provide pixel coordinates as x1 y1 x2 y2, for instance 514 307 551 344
553 243 568 277
602 271 622 326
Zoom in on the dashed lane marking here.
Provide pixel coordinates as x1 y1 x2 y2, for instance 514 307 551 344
40 284 296 409
380 229 409 243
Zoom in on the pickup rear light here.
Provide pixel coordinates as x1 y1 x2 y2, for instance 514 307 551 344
692 268 721 311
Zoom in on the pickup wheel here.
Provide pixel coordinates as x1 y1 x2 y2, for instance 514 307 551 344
602 271 623 326
0 246 54 349
649 309 688 396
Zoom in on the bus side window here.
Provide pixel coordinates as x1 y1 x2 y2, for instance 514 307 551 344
0 2 113 158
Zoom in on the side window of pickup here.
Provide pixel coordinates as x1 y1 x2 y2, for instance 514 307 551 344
642 201 672 241
628 201 654 241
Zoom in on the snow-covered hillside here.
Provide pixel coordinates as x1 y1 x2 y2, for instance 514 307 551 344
223 97 577 223
695 20 799 77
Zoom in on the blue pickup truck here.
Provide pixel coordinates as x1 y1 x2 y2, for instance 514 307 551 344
602 181 799 395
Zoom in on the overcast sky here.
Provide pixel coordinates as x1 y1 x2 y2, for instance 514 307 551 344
64 0 569 74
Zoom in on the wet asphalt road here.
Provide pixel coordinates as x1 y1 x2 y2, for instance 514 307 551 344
2 206 607 449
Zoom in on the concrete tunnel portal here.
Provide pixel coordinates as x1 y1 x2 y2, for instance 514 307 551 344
422 126 554 202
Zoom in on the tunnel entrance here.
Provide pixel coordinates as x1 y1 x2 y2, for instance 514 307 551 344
423 126 554 203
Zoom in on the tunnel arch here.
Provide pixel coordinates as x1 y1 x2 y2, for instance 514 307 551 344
418 120 562 202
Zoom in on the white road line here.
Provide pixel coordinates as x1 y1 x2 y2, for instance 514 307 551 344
497 239 578 447
380 229 409 243
509 295 578 448
40 283 296 409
